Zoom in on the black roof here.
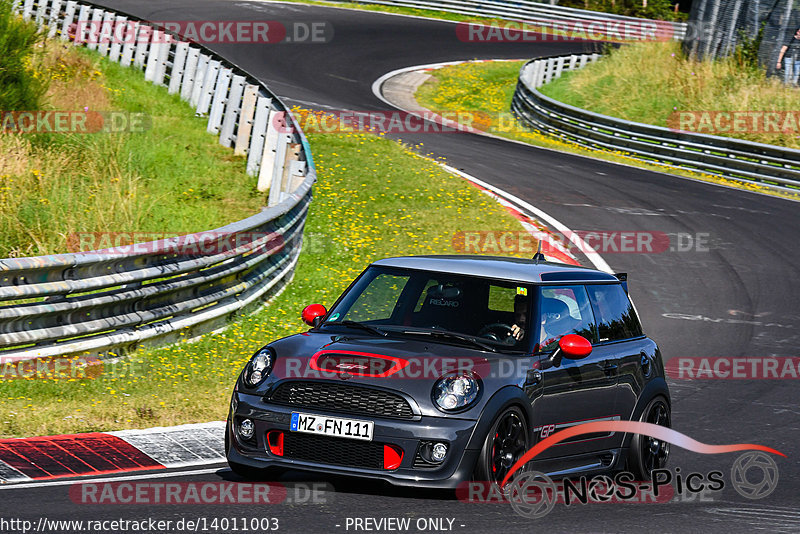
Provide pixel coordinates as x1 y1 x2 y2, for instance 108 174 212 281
372 255 618 284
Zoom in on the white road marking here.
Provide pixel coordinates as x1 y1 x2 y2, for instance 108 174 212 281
438 163 613 273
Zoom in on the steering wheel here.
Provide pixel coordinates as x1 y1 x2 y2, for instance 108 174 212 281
477 323 516 344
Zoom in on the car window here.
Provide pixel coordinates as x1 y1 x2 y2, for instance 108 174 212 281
487 285 517 312
585 284 643 342
346 273 410 322
538 286 596 351
326 266 533 351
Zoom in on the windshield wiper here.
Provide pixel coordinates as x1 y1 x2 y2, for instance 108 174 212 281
393 328 498 352
323 320 388 337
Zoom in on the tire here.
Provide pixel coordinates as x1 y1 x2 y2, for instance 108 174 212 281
474 406 530 485
627 396 671 480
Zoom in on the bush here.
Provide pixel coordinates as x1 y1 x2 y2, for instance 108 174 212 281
0 0 48 111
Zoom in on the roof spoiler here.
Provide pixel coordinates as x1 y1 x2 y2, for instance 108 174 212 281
614 272 629 293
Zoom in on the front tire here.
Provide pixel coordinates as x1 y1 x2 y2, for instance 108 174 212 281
474 406 529 485
627 396 671 480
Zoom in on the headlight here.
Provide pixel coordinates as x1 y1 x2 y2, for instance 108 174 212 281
242 347 274 387
433 373 480 412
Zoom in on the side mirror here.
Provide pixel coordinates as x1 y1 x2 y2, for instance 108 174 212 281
549 334 593 368
301 304 327 327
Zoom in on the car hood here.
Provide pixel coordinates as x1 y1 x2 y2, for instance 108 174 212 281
244 331 535 418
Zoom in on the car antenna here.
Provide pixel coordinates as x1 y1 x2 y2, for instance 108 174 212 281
532 241 547 263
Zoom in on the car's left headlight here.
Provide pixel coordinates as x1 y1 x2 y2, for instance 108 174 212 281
242 347 274 387
433 372 480 412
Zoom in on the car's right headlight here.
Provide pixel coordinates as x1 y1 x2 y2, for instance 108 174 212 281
433 372 480 412
242 347 274 387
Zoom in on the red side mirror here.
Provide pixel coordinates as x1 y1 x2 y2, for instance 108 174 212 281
558 334 593 359
301 304 327 326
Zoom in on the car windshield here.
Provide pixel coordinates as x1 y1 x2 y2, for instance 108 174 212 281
323 266 534 351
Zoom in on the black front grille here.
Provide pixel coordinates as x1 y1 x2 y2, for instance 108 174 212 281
269 381 415 419
282 432 384 470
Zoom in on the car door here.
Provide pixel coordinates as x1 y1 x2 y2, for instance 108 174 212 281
585 283 651 427
526 285 621 462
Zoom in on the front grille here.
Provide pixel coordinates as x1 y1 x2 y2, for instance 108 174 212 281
282 432 384 470
269 381 415 420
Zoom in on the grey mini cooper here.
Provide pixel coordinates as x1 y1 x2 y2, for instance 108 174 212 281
226 255 671 487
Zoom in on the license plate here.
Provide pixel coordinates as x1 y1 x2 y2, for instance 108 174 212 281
290 412 374 441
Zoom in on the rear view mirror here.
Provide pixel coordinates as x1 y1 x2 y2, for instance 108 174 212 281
549 334 593 368
559 334 593 359
301 304 327 327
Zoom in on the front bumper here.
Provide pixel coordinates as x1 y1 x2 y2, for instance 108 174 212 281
228 391 481 489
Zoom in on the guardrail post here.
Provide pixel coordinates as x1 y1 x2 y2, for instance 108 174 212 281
86 8 103 51
280 144 302 201
546 58 557 84
567 54 577 71
154 34 172 86
74 4 89 45
107 15 126 62
208 68 232 134
144 30 163 82
180 47 200 101
60 1 76 41
246 96 271 176
268 132 290 202
287 160 307 200
190 54 210 108
554 56 565 79
47 0 63 38
196 60 221 115
168 41 190 95
261 109 283 196
579 54 589 69
133 25 152 69
97 11 114 56
219 75 246 147
120 21 138 65
34 0 46 24
22 0 33 20
234 84 259 156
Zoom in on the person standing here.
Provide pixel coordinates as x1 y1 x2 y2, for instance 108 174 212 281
778 27 800 85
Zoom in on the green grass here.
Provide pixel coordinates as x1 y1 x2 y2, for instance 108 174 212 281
414 57 798 199
541 41 800 150
0 0 47 110
0 123 533 437
0 43 263 258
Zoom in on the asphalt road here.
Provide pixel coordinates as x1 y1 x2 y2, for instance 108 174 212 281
4 1 799 532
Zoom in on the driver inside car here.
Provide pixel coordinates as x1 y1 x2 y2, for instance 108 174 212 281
478 294 529 345
510 294 527 341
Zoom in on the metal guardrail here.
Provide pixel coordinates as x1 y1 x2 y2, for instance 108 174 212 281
0 0 317 362
324 0 687 40
511 55 800 192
